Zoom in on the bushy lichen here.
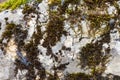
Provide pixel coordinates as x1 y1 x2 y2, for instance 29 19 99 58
0 0 28 11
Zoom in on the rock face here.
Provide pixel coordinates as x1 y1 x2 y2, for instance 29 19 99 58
0 51 15 80
0 0 120 80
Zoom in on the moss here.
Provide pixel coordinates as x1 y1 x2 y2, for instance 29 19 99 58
14 25 28 48
65 7 81 16
36 0 42 3
49 0 79 8
114 1 120 16
65 72 120 80
22 4 36 14
64 0 80 5
65 73 91 80
23 40 46 79
48 0 61 6
2 23 16 38
32 25 43 45
15 24 45 79
2 30 12 38
79 30 111 77
42 11 66 47
88 15 113 37
84 0 117 10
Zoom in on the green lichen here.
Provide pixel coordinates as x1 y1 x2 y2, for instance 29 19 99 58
0 0 28 11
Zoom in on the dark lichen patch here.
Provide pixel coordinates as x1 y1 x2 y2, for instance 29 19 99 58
2 23 16 39
66 8 78 17
24 41 38 61
48 0 61 7
88 15 114 37
1 0 119 79
22 4 36 14
65 72 120 80
41 9 68 63
65 73 91 80
36 0 43 3
42 11 66 47
79 30 111 78
64 0 80 5
2 23 28 48
14 24 45 79
114 2 120 15
13 24 28 48
55 62 69 70
56 0 80 15
15 41 46 79
0 22 1 27
32 25 43 45
14 59 27 70
84 0 117 10
23 41 46 80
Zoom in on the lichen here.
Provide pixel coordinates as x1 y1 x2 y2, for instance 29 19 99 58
88 15 113 37
79 30 111 79
0 0 28 11
42 10 66 47
22 4 36 14
0 0 120 79
2 23 16 39
14 24 45 79
84 0 117 10
65 73 91 80
36 0 42 3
